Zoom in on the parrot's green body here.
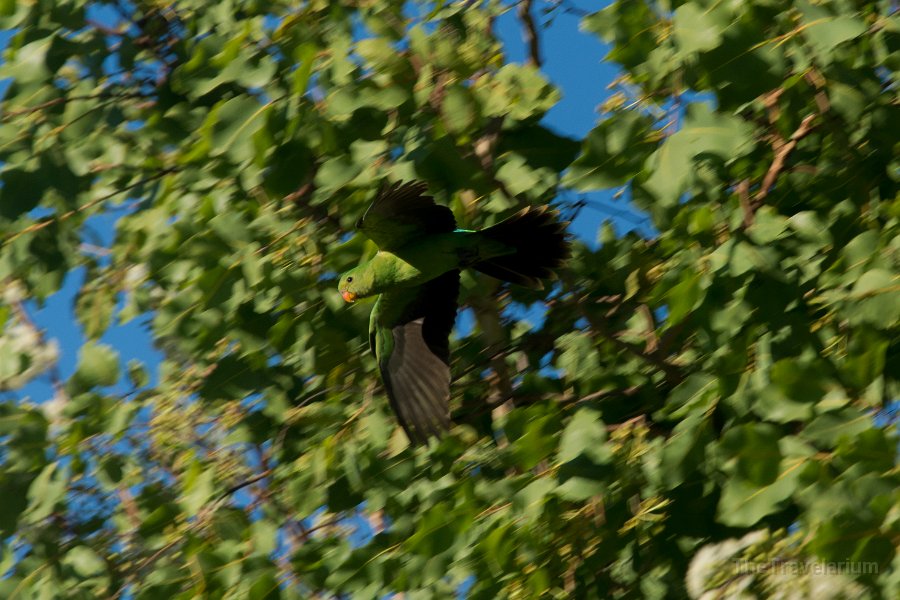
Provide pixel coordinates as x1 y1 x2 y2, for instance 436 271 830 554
342 231 511 293
338 181 570 444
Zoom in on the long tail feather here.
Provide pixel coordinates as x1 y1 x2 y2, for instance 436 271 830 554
474 206 571 289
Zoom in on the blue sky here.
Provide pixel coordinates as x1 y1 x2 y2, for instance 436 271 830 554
7 0 646 405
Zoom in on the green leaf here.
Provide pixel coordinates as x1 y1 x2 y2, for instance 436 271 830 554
64 546 106 578
718 423 782 486
206 96 270 163
555 331 601 393
839 231 880 277
0 166 45 219
498 125 580 172
787 211 830 244
26 462 67 521
727 241 780 277
809 514 895 567
512 478 555 522
406 502 460 557
210 212 252 245
441 83 478 134
495 154 552 197
75 277 115 340
476 64 559 120
211 507 250 542
292 43 318 96
563 112 657 190
0 38 52 88
747 207 788 245
326 475 363 512
657 373 717 420
126 359 149 388
717 455 804 527
0 0 24 20
72 342 120 389
751 384 814 423
558 408 609 464
673 3 726 56
316 155 363 192
481 522 515 576
555 409 612 501
643 103 753 207
802 408 872 447
580 2 657 70
665 272 704 325
251 519 279 557
659 413 711 489
247 569 281 600
264 139 313 197
748 357 826 422
847 269 900 327
506 404 560 470
798 1 866 63
181 464 215 514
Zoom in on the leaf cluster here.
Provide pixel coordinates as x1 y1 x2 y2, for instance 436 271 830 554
0 0 897 598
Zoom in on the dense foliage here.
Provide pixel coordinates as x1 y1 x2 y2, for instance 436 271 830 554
1 0 898 597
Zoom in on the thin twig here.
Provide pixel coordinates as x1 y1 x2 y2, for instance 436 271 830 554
79 243 112 257
128 467 274 584
606 414 647 432
2 92 148 119
212 469 272 505
576 194 652 227
87 19 127 36
1 167 178 249
564 385 641 406
548 0 590 18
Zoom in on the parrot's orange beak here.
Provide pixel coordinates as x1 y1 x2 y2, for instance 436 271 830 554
341 290 357 303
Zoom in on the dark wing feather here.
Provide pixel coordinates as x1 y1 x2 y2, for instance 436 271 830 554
375 270 460 444
357 181 456 251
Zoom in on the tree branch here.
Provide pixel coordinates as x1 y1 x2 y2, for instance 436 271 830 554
637 304 659 353
517 0 542 67
9 300 69 405
580 302 685 386
762 88 784 128
560 385 642 406
469 287 516 445
117 487 142 530
754 113 817 205
804 68 831 114
736 179 753 228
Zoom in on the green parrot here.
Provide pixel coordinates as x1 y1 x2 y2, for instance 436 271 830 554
338 181 570 444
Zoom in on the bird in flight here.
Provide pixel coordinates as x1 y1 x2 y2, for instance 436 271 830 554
338 181 570 444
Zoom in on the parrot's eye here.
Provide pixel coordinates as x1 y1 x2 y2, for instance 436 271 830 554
346 276 353 283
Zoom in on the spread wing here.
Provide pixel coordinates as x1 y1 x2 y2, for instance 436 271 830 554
370 270 460 444
357 181 456 251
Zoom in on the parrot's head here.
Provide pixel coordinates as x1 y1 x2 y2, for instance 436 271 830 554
338 265 374 303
